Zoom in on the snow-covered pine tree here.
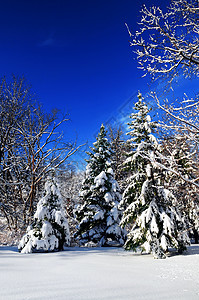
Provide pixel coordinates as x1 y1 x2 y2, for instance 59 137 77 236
74 124 125 247
18 171 70 253
120 92 189 258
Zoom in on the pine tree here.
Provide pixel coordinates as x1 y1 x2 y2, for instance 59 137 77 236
120 93 189 258
18 172 70 253
74 124 125 247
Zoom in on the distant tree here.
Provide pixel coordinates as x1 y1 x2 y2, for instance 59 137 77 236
107 124 130 191
18 172 70 253
120 93 189 258
75 124 126 247
161 136 199 243
58 166 84 241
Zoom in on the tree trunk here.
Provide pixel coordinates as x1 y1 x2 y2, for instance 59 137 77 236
193 229 199 244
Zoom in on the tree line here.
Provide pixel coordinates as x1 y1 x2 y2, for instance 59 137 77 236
17 94 198 258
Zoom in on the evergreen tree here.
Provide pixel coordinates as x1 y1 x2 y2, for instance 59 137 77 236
120 93 189 258
74 124 125 246
18 172 70 253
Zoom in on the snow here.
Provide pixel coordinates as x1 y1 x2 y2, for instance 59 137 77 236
94 171 107 187
93 210 104 220
161 235 168 251
104 192 112 202
106 224 121 235
144 120 151 132
34 201 47 219
150 215 159 234
146 114 151 122
0 245 199 300
41 221 53 237
111 181 119 192
161 211 174 235
107 215 114 226
107 167 114 175
110 206 119 221
146 163 151 177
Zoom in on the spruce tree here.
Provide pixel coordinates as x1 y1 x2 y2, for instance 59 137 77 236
74 124 125 246
18 172 70 253
120 93 189 258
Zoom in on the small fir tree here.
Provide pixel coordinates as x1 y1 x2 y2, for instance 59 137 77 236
18 172 70 253
120 92 189 258
74 124 126 246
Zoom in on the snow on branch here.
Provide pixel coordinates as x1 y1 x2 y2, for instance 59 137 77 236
127 0 199 82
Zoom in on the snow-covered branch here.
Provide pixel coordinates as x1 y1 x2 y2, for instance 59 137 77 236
127 0 199 82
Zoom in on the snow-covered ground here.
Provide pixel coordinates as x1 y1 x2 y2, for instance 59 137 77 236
0 245 199 300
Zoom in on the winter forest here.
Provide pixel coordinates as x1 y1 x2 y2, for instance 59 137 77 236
0 0 199 260
1 0 199 298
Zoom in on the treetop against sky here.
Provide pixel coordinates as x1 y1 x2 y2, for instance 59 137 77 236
0 0 197 146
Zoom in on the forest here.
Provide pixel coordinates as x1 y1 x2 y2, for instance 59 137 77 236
0 0 199 259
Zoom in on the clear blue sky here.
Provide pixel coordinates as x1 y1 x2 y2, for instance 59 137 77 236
0 0 164 142
1 0 196 149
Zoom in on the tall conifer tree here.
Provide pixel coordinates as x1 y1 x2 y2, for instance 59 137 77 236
120 93 189 258
75 124 125 246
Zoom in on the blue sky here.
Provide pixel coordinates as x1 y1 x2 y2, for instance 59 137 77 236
0 0 196 152
0 0 162 140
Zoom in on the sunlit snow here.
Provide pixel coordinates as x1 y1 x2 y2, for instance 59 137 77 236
0 245 199 300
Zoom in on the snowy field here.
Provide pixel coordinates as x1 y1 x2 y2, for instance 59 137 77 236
0 245 199 300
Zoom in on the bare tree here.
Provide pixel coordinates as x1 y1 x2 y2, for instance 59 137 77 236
58 166 84 244
126 0 199 187
126 0 199 241
0 77 31 230
0 76 83 234
127 0 199 82
160 135 199 242
150 92 199 185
